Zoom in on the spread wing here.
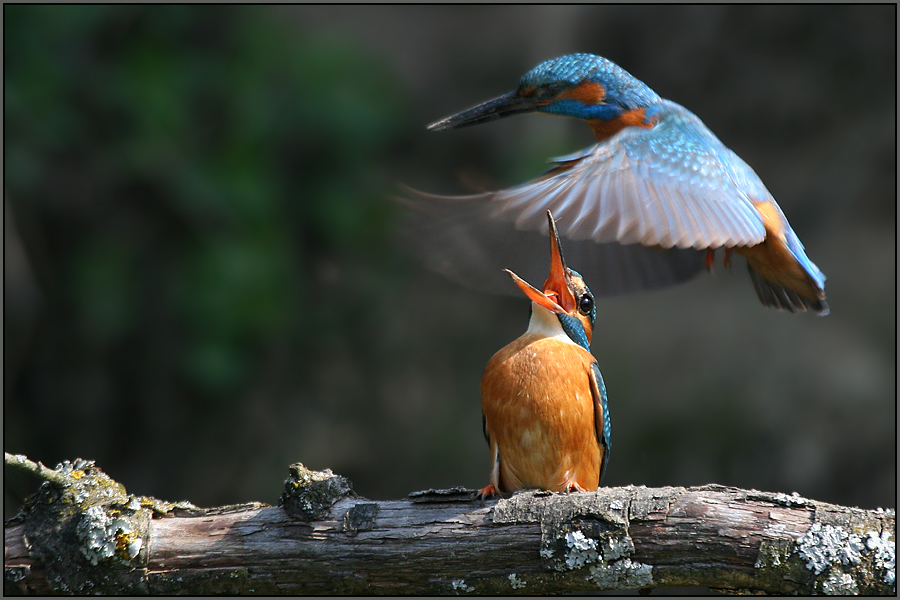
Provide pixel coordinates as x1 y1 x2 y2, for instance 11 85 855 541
589 362 610 484
398 186 706 298
400 101 770 297
484 101 769 249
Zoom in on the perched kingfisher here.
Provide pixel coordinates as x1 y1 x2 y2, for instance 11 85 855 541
478 210 609 498
406 53 828 315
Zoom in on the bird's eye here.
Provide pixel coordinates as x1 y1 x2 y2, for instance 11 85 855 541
579 294 594 314
534 83 564 100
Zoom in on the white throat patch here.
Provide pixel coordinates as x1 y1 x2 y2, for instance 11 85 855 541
526 303 579 347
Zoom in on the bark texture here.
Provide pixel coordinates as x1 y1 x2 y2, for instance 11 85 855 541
4 454 896 595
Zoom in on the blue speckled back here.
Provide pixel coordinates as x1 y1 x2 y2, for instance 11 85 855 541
519 53 661 110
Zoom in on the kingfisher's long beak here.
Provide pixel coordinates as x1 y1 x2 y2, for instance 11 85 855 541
428 91 539 131
541 212 577 313
505 211 577 314
505 269 565 314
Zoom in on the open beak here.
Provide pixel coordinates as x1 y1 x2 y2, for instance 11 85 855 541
428 91 540 131
505 211 577 314
505 269 565 314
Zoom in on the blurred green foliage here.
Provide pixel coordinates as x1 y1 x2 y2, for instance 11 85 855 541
6 5 402 396
5 5 414 506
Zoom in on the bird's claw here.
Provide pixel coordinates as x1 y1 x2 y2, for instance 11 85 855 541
476 484 500 500
564 480 588 493
706 247 733 272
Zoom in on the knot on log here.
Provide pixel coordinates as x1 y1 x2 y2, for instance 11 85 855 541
279 462 356 521
26 458 128 509
4 453 209 595
9 458 153 594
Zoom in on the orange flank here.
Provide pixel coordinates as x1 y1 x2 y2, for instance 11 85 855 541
751 200 787 240
587 107 655 141
480 330 604 494
734 201 821 304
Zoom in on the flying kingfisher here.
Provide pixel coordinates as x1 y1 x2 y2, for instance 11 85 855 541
479 210 609 498
405 53 828 315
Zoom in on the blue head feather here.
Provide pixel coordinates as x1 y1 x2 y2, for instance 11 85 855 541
554 267 595 351
519 53 661 120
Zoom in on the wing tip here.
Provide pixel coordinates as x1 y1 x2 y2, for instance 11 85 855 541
747 264 829 315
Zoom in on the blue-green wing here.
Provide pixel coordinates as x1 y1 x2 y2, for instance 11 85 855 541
589 361 611 483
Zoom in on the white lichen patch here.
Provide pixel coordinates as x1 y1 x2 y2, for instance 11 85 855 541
125 537 143 559
451 579 473 593
866 530 895 585
77 506 136 565
508 573 526 589
564 530 599 569
773 491 809 507
586 558 653 589
601 533 634 561
754 540 792 570
566 530 596 551
821 571 858 595
609 499 625 510
797 523 863 575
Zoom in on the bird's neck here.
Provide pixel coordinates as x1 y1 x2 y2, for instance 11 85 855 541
525 304 590 351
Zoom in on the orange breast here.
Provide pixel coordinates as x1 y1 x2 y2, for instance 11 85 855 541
481 334 602 493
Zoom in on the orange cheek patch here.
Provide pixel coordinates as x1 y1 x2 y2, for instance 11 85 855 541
558 81 606 105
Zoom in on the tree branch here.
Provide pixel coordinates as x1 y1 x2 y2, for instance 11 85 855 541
4 454 895 595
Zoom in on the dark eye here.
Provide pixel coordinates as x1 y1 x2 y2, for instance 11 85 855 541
534 82 565 99
579 293 594 314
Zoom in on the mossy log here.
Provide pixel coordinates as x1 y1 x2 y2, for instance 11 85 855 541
4 453 895 595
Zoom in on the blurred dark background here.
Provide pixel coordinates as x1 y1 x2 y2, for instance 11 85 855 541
4 6 895 516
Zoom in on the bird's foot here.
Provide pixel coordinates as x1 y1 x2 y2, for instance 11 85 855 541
563 480 588 493
706 247 733 272
476 484 501 500
705 248 716 273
